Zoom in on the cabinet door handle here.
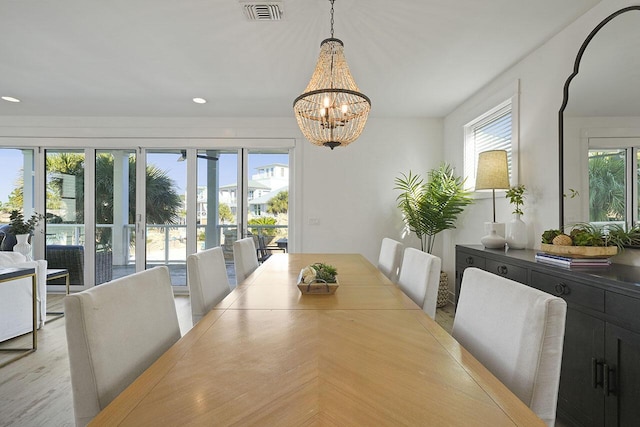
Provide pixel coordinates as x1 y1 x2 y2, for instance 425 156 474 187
592 358 603 388
497 265 508 275
465 257 474 265
554 282 569 296
603 364 616 396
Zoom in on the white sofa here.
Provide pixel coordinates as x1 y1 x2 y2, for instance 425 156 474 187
0 252 47 342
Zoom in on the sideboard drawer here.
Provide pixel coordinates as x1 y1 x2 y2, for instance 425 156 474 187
485 259 528 284
531 271 604 312
457 252 486 269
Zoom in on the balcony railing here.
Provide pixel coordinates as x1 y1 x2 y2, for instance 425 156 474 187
44 223 288 266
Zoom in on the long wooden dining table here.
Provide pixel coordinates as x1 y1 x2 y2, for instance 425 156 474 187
90 253 543 426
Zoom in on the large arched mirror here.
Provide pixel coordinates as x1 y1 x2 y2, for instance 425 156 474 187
560 6 640 229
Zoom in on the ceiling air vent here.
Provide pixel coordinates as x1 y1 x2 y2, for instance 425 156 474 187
241 2 284 21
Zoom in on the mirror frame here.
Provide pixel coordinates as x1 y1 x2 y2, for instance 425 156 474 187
558 5 640 228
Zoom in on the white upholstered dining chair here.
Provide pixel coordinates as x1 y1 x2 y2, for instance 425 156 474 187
187 246 231 324
377 237 403 283
64 266 181 427
397 248 441 318
452 267 567 427
233 237 259 285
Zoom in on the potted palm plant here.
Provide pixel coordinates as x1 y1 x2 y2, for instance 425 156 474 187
395 164 473 307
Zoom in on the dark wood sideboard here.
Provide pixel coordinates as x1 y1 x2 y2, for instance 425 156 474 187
455 245 640 427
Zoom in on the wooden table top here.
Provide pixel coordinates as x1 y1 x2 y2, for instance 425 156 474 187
90 253 543 426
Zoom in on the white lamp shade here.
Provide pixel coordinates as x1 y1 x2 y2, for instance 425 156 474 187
475 150 510 190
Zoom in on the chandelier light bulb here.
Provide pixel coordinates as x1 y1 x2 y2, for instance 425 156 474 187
341 104 348 114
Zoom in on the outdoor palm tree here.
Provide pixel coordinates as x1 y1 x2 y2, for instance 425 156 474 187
588 152 625 222
267 190 288 215
46 153 181 225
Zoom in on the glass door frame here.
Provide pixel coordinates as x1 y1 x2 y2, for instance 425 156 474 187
143 142 295 292
4 138 296 294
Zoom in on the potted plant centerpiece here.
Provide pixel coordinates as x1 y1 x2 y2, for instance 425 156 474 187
395 164 473 307
505 184 527 249
298 262 339 294
5 210 43 258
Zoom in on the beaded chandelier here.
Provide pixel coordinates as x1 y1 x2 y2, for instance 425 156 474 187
293 0 371 150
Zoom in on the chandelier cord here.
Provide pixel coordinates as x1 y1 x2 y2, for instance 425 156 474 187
330 0 335 38
329 0 336 90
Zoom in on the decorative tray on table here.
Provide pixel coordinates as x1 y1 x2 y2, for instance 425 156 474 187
540 243 618 258
296 263 339 295
296 278 339 295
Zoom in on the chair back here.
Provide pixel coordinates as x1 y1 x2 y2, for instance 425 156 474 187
377 238 403 283
452 267 567 426
187 247 231 324
397 248 441 318
233 237 259 284
64 266 181 427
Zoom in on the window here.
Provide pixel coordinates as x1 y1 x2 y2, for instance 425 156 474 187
585 137 640 229
464 99 516 190
588 149 625 224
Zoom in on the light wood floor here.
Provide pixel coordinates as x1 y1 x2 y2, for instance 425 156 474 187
0 295 455 427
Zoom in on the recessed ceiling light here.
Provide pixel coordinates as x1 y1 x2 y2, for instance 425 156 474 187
1 96 20 103
192 97 207 104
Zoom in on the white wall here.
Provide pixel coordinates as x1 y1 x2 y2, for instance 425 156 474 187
442 0 640 281
0 115 441 265
298 117 443 263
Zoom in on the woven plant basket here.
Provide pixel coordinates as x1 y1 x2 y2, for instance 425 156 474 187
437 271 449 308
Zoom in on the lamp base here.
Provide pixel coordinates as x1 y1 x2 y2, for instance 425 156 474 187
481 229 506 249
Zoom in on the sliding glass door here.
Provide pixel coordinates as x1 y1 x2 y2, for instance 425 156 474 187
244 150 289 253
0 142 293 292
144 150 187 285
0 148 37 251
194 148 290 286
197 150 238 259
45 150 87 287
95 150 136 283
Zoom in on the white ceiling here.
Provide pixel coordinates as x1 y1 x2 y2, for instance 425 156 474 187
0 0 601 118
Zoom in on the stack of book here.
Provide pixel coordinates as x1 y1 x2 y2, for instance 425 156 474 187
535 252 612 268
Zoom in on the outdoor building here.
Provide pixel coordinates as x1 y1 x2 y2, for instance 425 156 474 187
217 164 289 218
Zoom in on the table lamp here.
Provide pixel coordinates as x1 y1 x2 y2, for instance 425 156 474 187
475 150 510 249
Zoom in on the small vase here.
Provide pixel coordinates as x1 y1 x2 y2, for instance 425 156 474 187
506 213 527 249
481 229 506 249
13 234 32 260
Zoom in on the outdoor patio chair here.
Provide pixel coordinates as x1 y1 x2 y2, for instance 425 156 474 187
256 235 285 263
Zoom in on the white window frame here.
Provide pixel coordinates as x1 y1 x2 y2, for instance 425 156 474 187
463 93 519 195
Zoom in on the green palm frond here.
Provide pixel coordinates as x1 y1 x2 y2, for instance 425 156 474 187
394 171 427 247
395 165 473 253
